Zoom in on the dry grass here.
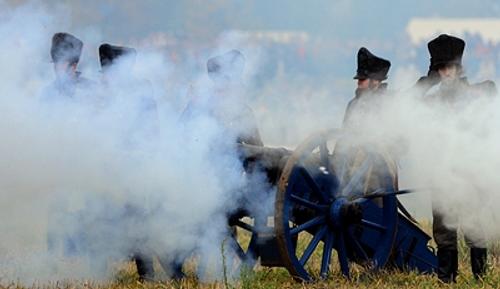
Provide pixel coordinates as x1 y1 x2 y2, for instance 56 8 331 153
3 221 500 289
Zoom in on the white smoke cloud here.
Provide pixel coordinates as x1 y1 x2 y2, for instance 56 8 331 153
0 1 272 284
4 0 500 285
342 75 500 244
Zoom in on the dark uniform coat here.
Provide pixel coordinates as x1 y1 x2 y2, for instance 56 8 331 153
179 94 263 147
338 47 397 199
413 34 497 250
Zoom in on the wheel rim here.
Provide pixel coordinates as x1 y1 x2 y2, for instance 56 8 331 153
275 129 398 281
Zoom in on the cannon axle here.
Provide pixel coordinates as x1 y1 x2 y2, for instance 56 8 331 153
329 198 363 228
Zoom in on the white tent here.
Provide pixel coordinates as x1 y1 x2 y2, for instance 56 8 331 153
407 18 500 44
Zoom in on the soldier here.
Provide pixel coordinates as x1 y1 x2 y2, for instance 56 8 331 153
41 32 93 101
415 34 496 283
335 47 398 200
43 33 96 272
172 49 264 279
99 43 158 140
180 49 263 147
343 47 391 128
98 43 158 281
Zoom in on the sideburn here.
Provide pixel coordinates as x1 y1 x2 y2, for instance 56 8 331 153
368 80 380 90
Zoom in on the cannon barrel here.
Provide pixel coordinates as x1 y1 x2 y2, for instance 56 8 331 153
237 143 291 165
237 143 292 183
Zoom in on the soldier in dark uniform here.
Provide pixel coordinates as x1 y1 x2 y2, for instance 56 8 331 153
415 34 496 283
99 43 158 139
43 33 96 270
171 50 264 279
99 43 158 281
335 47 398 199
343 47 391 128
180 49 263 147
41 32 93 101
180 49 265 197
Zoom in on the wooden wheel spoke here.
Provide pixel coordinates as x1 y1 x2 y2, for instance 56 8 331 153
290 216 326 235
336 232 350 278
233 220 256 234
290 194 328 211
339 157 373 197
297 167 329 203
226 236 247 261
320 232 334 278
299 226 327 266
360 219 387 232
347 230 369 261
319 140 331 171
244 236 258 262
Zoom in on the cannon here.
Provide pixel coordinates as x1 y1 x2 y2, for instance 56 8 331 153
47 129 438 281
227 129 437 281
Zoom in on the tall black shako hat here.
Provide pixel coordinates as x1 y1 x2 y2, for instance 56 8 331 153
354 47 391 81
207 49 245 83
99 43 136 70
51 32 83 64
428 34 465 70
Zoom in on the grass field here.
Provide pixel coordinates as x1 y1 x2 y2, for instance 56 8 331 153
3 221 500 289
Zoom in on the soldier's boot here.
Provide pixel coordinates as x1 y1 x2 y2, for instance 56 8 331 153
158 258 185 280
171 262 185 280
471 247 487 280
437 249 458 283
135 254 155 282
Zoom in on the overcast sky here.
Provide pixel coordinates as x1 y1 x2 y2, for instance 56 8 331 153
41 0 500 43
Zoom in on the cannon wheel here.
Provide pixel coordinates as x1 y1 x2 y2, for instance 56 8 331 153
180 214 259 280
225 212 260 276
275 129 398 281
